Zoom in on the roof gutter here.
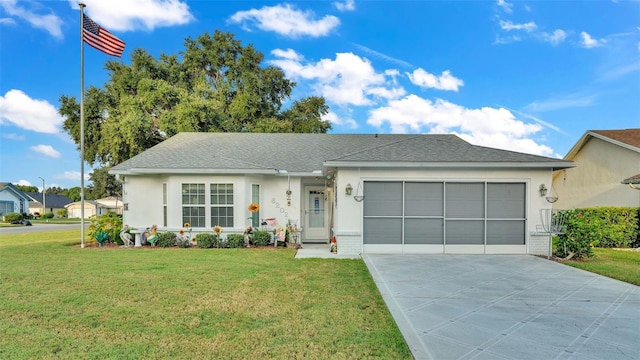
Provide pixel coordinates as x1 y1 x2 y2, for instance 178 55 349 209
323 161 575 171
110 168 326 177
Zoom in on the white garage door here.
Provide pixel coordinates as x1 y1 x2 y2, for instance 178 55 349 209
362 181 527 254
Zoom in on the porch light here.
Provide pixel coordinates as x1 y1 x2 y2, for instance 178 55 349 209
538 184 548 197
345 183 353 195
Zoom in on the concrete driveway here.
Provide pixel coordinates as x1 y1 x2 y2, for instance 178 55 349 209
364 254 640 360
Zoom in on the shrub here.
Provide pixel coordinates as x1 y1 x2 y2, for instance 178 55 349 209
196 233 215 248
56 209 68 218
555 207 639 259
3 212 22 223
157 232 177 247
95 232 109 246
226 234 245 248
42 212 54 219
252 230 271 246
88 213 122 245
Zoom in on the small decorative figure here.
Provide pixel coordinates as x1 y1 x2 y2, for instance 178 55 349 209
243 226 254 247
146 225 158 246
330 236 337 253
120 225 133 247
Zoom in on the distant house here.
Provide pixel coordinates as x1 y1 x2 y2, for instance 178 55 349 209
65 197 123 219
552 129 640 209
25 192 73 217
0 182 30 217
110 132 574 256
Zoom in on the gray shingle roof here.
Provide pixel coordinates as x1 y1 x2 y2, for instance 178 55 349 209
25 193 73 208
110 133 573 174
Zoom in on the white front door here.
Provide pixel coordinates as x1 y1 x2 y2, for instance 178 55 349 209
304 187 329 242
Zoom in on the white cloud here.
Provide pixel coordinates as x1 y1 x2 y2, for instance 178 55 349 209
271 51 403 106
524 93 597 112
407 69 464 92
496 0 513 13
367 95 552 156
30 144 61 158
15 180 32 187
494 35 522 44
229 4 339 38
69 0 193 31
1 0 63 38
0 89 64 134
271 48 303 61
55 171 90 181
322 111 358 129
500 20 537 32
581 31 606 48
352 43 413 68
601 62 640 80
333 0 356 11
2 132 25 140
543 29 567 46
0 17 16 25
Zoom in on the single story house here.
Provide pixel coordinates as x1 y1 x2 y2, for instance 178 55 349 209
25 192 73 217
0 182 30 217
110 133 574 256
552 129 640 209
65 196 123 219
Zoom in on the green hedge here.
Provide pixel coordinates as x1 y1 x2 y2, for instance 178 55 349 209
196 233 215 248
3 212 22 222
157 232 177 247
252 230 271 246
555 207 639 259
226 234 245 248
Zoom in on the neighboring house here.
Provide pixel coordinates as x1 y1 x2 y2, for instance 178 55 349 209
110 133 573 256
0 182 30 217
65 197 123 219
25 192 73 217
552 129 640 209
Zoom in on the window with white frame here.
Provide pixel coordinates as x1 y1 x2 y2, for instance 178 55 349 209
251 184 260 228
182 183 205 227
211 183 234 227
163 183 167 227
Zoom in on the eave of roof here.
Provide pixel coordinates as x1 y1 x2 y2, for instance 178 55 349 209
323 160 575 171
565 129 640 160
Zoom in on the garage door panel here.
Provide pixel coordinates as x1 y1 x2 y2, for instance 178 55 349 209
488 183 525 218
405 182 443 216
446 220 484 245
364 182 403 216
405 219 444 244
364 218 402 244
446 183 484 218
487 220 525 245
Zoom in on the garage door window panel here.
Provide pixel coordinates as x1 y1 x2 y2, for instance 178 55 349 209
364 182 402 216
405 218 443 244
487 221 525 245
446 220 484 245
446 183 484 218
405 182 443 216
364 218 402 244
488 183 525 218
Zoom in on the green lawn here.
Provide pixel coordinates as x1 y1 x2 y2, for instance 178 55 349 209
0 230 410 359
563 248 640 286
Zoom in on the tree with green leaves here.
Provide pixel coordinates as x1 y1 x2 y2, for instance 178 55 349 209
16 185 38 193
59 30 330 169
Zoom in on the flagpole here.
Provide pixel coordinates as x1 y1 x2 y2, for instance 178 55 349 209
79 2 86 248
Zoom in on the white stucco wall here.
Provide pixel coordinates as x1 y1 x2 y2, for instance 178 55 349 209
553 138 640 209
121 174 304 236
333 167 555 256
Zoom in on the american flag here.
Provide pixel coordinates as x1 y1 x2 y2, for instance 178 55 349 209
82 15 125 57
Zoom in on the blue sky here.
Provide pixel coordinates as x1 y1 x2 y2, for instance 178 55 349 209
1 0 639 190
